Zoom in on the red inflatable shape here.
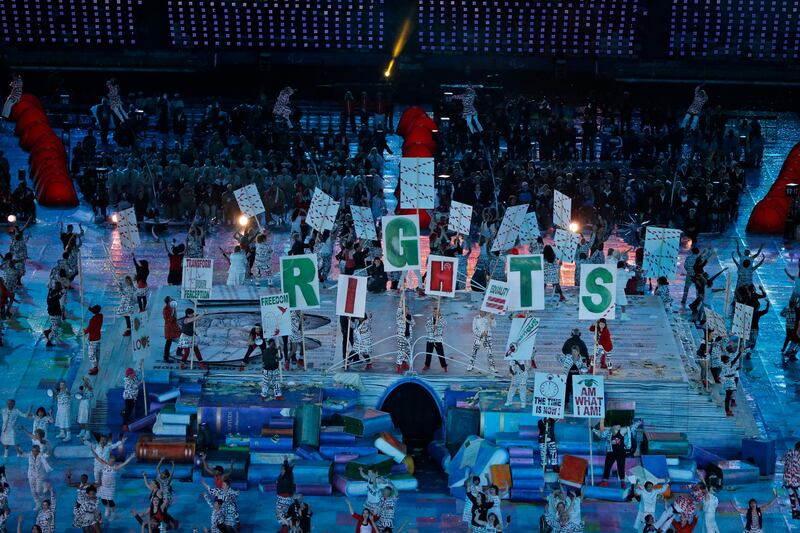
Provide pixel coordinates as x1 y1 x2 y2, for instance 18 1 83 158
402 144 434 158
747 142 800 234
18 93 43 109
38 180 79 207
8 100 38 123
13 106 48 131
21 123 55 151
396 107 428 138
403 127 436 154
409 114 438 133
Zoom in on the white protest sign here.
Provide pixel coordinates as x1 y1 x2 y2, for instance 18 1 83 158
705 307 728 338
260 292 292 337
579 264 616 320
233 184 266 217
448 200 473 235
504 315 540 361
507 255 545 311
131 312 150 362
350 205 378 241
399 157 435 209
481 280 510 315
553 190 572 229
533 372 567 419
425 255 458 298
643 227 683 279
731 303 753 340
307 187 339 233
181 258 214 300
336 275 368 318
554 228 581 263
520 211 540 243
571 374 605 418
491 204 529 252
117 207 140 249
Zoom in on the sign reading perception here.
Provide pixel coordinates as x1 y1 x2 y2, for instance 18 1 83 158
181 258 214 300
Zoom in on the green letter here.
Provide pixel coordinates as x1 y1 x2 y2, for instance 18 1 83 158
581 267 613 314
509 255 542 309
383 216 420 270
281 255 320 309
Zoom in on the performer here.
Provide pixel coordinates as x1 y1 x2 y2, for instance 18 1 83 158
34 484 56 533
201 494 227 533
42 281 64 347
470 310 496 374
452 86 483 134
221 246 247 286
27 406 53 446
345 498 379 533
732 492 778 533
351 314 373 370
73 484 102 531
616 261 634 320
242 323 266 370
395 307 413 373
90 450 134 521
132 255 150 312
26 444 53 511
260 338 283 401
106 78 128 124
178 308 205 369
83 305 103 374
721 346 742 416
116 276 136 337
164 241 185 286
254 234 273 285
87 433 124 484
76 377 93 441
783 441 800 519
681 247 703 305
376 482 398 532
201 476 240 531
289 311 303 369
505 361 528 408
162 296 180 363
1 399 24 458
275 459 295 523
273 87 297 128
593 419 641 488
538 418 558 472
423 308 447 372
185 224 206 258
589 318 614 375
543 245 566 303
560 345 588 409
359 466 387 515
701 485 720 533
681 85 708 130
633 480 669 531
1 73 21 119
54 380 72 442
562 328 590 368
121 367 139 427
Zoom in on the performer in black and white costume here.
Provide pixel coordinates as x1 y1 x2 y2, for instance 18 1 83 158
469 310 496 374
2 73 22 119
423 308 447 372
452 86 483 134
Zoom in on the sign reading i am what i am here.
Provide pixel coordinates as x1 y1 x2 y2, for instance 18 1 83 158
571 374 605 418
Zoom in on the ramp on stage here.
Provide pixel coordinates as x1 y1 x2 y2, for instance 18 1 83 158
146 285 759 449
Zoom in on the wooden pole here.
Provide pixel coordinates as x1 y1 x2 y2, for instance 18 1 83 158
542 419 549 483
589 418 594 486
345 317 352 371
300 311 307 370
189 299 197 370
140 359 148 415
704 324 710 391
78 248 86 362
723 272 732 316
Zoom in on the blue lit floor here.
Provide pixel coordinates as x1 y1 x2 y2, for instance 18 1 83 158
1 111 799 531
